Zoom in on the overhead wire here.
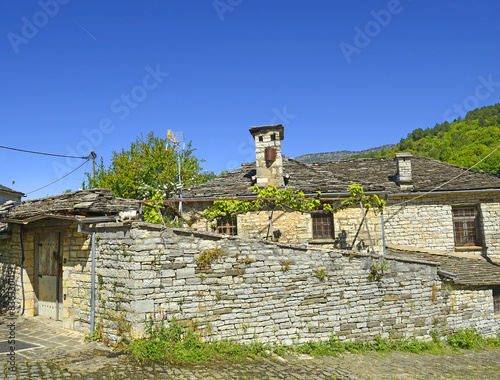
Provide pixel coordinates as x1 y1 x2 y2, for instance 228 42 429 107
0 145 89 159
26 158 91 195
0 144 94 195
385 141 500 221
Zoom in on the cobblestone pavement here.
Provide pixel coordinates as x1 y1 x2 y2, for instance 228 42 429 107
2 316 500 379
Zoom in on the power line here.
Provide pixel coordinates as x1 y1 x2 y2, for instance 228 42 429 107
26 159 91 195
0 145 89 159
386 142 500 221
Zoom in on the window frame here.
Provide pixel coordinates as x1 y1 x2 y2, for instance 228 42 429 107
311 212 334 240
216 215 238 236
452 205 483 248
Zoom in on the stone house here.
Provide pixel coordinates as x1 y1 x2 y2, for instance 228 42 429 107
0 125 499 342
0 188 499 343
0 189 138 322
0 184 24 236
181 125 500 262
0 190 499 342
0 184 23 206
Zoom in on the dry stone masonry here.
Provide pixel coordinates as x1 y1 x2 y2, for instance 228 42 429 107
1 217 499 345
62 222 498 344
385 191 500 258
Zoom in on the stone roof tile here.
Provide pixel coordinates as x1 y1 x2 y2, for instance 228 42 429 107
182 155 500 198
0 184 24 196
387 247 500 286
2 189 139 220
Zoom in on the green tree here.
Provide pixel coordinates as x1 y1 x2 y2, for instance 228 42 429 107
355 103 500 175
83 131 211 200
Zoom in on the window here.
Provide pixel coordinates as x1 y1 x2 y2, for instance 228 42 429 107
312 213 333 240
217 216 237 235
452 206 482 247
270 134 276 141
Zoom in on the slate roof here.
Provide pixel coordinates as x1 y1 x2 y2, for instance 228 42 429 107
0 184 24 196
0 189 139 221
387 245 500 286
182 155 500 198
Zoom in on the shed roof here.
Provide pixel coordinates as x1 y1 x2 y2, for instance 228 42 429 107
181 155 500 198
0 184 24 197
0 188 139 221
387 245 500 286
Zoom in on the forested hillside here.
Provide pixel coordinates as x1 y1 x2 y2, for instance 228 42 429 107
349 103 500 175
295 144 396 163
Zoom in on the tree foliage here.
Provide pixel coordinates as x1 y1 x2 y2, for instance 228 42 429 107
353 103 500 174
83 131 214 199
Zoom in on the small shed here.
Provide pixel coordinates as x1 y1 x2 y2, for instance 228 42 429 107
0 184 24 206
0 189 139 325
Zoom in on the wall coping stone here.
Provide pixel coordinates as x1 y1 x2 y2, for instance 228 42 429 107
91 221 442 269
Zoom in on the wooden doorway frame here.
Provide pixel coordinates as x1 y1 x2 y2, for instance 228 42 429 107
34 231 63 320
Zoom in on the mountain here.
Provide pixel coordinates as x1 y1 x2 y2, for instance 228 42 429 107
295 103 500 175
295 144 397 163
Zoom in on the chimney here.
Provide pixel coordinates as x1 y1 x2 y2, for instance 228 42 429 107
249 124 285 187
395 152 413 190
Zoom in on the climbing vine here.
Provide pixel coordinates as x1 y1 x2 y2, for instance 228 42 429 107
201 183 385 221
202 185 330 221
342 183 385 211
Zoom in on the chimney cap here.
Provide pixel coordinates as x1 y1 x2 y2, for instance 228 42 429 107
249 124 284 140
395 152 413 159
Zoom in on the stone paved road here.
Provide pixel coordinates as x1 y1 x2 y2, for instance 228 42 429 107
2 316 500 379
3 349 500 379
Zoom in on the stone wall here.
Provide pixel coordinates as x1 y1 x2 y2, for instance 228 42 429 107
237 210 310 242
1 220 498 345
385 192 500 258
0 225 34 316
68 222 497 344
0 193 21 205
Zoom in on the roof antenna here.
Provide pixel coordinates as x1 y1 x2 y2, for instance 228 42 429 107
167 130 185 224
11 180 15 189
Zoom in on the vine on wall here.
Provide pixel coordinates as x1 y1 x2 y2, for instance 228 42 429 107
201 183 385 221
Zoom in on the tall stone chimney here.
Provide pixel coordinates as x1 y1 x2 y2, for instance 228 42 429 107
249 124 285 187
395 152 413 190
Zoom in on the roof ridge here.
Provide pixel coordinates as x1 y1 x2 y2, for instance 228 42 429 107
418 155 500 178
0 184 25 196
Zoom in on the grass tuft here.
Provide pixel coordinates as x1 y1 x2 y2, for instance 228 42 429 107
127 318 500 365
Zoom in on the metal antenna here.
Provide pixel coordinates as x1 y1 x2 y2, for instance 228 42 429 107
167 130 185 223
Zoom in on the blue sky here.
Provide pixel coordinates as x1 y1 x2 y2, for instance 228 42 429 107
1 0 500 199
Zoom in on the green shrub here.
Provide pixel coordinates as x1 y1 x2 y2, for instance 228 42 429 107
446 328 484 349
127 317 500 364
128 315 270 364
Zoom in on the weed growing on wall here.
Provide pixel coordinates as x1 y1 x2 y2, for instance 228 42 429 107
314 268 326 281
128 314 269 364
195 247 223 268
126 323 500 364
368 261 388 281
281 260 292 272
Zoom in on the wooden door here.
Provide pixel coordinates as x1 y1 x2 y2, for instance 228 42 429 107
35 232 62 320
